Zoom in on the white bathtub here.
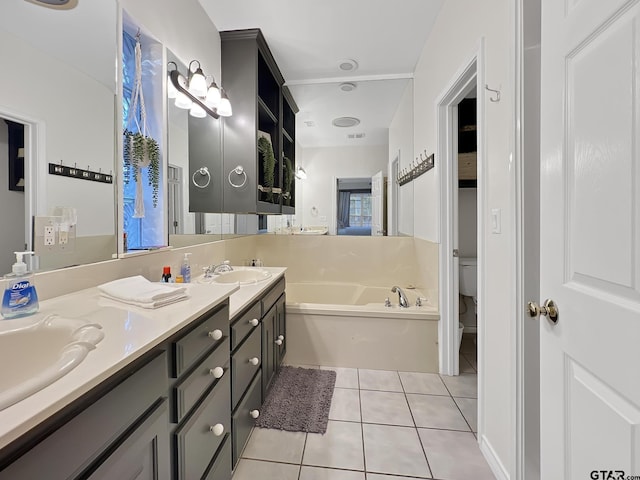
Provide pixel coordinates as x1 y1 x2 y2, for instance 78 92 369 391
285 282 440 373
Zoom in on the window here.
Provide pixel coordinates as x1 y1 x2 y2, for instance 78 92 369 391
349 193 372 227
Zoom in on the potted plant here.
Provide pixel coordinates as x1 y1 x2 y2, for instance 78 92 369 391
258 134 276 202
283 155 294 206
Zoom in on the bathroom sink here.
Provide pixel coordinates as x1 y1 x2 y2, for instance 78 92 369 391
197 268 272 286
0 314 104 411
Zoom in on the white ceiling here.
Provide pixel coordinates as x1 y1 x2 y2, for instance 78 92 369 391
199 0 445 148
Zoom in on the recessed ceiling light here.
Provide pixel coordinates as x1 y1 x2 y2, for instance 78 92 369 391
339 82 357 92
332 117 360 128
24 0 78 9
338 59 358 72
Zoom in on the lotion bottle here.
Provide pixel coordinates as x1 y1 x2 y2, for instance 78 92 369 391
181 253 192 283
1 251 39 319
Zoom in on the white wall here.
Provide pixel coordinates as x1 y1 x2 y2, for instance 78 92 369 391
0 28 115 237
0 122 26 274
388 81 415 236
410 0 513 475
297 145 388 234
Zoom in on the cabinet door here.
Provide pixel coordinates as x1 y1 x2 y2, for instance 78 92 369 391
261 304 277 396
88 400 170 480
275 293 286 368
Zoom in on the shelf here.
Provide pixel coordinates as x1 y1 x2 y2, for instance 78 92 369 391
258 97 277 124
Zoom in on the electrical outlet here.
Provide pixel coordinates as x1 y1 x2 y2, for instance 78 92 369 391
44 226 55 246
59 230 68 245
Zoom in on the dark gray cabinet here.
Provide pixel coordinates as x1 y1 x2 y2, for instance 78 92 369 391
220 29 298 214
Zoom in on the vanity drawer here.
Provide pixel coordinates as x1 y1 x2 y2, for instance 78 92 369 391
174 372 231 480
261 277 285 317
231 302 261 350
203 435 232 480
173 338 230 423
231 327 261 408
172 304 229 378
231 372 262 467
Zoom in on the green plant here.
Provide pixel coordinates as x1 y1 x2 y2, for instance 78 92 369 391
258 136 276 202
123 129 161 207
283 155 294 206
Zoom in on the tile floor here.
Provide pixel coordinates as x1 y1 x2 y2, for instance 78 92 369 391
232 334 494 480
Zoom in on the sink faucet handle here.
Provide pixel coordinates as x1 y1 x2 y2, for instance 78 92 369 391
416 297 423 307
384 297 392 307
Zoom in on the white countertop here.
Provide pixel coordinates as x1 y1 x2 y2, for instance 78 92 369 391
0 267 286 452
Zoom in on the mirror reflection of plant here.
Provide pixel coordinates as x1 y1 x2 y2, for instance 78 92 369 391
283 155 294 206
123 129 160 207
258 136 275 202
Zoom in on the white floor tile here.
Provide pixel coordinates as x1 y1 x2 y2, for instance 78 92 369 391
303 420 364 470
398 371 449 395
241 427 306 463
407 394 470 431
358 369 403 392
418 428 495 480
367 475 425 480
299 466 365 480
329 388 361 422
360 390 413 426
321 366 359 389
362 424 430 478
440 373 477 398
232 459 300 480
454 397 478 432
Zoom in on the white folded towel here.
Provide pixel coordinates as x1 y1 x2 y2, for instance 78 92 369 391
98 275 188 308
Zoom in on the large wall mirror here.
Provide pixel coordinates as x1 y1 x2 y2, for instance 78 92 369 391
0 1 117 274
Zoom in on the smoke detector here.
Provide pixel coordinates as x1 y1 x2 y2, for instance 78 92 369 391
332 117 361 128
339 82 357 92
338 59 358 72
347 133 366 139
304 121 316 127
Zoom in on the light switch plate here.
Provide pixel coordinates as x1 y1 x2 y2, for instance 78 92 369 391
491 208 502 234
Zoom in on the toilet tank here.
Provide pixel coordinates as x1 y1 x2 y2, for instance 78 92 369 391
459 257 477 297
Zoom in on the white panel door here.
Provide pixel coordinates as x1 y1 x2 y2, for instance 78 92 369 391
371 170 384 236
540 0 640 478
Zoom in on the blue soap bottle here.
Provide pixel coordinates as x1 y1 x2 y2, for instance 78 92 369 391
1 251 39 319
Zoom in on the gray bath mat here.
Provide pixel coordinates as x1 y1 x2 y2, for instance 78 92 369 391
255 366 337 434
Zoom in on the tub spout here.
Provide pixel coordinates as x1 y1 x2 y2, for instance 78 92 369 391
391 286 410 308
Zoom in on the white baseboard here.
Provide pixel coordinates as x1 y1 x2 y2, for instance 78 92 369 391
479 434 510 480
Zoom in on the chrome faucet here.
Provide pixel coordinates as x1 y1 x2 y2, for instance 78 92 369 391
391 286 410 308
203 260 234 277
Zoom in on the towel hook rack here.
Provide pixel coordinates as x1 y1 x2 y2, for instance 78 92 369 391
485 84 501 102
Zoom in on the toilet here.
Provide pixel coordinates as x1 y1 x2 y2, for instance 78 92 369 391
459 257 477 308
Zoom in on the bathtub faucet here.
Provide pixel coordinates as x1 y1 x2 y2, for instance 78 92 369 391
391 286 410 308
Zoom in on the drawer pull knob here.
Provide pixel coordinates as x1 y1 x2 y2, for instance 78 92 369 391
249 318 259 327
278 335 284 341
208 329 223 340
249 357 260 366
275 339 283 346
209 424 224 436
209 367 224 378
250 409 260 419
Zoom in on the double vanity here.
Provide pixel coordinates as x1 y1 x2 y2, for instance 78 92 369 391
0 267 286 480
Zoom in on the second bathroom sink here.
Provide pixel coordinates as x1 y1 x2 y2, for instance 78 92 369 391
198 267 272 286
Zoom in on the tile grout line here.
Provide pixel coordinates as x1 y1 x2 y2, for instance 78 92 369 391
357 368 368 475
400 370 434 479
297 431 308 480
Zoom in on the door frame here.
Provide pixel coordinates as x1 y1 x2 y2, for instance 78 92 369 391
437 40 485 378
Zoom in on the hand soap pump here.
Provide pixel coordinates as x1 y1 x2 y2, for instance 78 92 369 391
181 253 192 283
2 251 39 319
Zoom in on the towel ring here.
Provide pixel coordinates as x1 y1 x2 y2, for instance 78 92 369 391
228 165 247 188
192 167 211 189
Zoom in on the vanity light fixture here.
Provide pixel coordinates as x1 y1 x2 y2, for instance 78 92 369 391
187 60 208 97
168 61 232 119
294 166 307 180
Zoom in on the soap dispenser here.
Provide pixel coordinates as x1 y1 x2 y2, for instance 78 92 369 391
1 251 39 319
181 253 192 283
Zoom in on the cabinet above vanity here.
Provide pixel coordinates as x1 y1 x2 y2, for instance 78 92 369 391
220 29 299 214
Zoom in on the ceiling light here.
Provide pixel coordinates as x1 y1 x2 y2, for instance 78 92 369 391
339 82 357 92
332 117 360 128
174 91 193 110
24 0 78 9
204 78 221 109
188 60 208 97
190 103 207 118
338 59 358 72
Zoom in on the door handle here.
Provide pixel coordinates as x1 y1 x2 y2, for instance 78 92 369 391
527 299 559 324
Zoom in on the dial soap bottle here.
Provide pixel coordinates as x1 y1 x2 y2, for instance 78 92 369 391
1 251 39 319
